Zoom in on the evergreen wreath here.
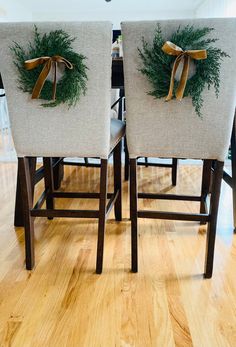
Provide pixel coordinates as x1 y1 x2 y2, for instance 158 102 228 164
11 26 88 107
138 24 229 117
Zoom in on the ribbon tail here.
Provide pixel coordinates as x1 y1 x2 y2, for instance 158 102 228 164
176 55 190 101
31 59 52 99
52 61 57 101
59 57 73 70
166 55 182 101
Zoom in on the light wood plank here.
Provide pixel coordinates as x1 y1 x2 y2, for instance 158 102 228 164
0 162 235 347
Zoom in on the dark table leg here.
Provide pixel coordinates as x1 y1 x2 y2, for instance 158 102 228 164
200 160 212 225
124 136 129 181
172 158 178 186
118 88 124 121
117 88 129 181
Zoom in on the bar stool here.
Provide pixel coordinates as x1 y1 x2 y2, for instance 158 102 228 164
0 21 125 274
122 18 236 278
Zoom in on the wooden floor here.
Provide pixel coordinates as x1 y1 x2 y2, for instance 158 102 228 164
0 162 235 347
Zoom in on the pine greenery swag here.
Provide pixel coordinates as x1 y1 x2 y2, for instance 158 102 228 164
11 26 88 107
138 24 229 117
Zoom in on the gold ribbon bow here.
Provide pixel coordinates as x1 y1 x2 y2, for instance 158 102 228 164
24 55 73 100
162 41 207 101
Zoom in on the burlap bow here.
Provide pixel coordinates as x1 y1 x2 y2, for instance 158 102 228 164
162 41 207 101
24 55 73 100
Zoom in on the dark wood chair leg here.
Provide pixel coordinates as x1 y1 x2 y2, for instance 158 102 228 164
14 160 24 227
204 160 224 278
18 157 35 270
96 159 108 274
118 88 124 121
172 158 178 186
53 158 64 190
84 157 89 167
114 142 122 221
231 115 236 233
200 160 212 225
43 158 55 209
43 158 55 219
14 157 36 227
130 158 138 272
124 136 129 181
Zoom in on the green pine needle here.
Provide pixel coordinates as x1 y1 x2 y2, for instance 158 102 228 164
10 25 88 108
138 24 229 117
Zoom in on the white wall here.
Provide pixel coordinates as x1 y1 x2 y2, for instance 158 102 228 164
3 0 236 25
195 0 236 17
32 9 194 29
0 0 198 27
31 4 195 29
31 0 196 28
0 0 32 21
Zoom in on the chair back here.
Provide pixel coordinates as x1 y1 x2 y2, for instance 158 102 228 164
0 22 112 158
121 19 236 161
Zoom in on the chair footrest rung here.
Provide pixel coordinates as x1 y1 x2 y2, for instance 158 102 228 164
63 161 101 168
137 210 210 222
106 190 119 216
33 189 49 210
138 193 202 201
137 162 173 168
52 192 113 199
31 209 99 218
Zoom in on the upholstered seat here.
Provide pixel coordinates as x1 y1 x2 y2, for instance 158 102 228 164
111 89 119 119
110 118 125 151
110 108 118 119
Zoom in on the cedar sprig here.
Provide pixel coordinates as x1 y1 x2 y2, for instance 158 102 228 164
138 24 229 117
10 25 88 107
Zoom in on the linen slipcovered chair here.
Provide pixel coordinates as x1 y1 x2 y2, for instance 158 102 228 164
0 21 125 274
121 18 236 278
